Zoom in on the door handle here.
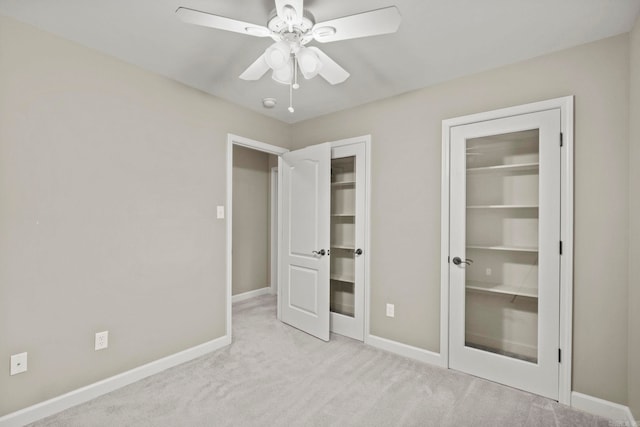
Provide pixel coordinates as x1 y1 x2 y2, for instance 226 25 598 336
354 248 363 256
452 256 473 266
312 249 326 256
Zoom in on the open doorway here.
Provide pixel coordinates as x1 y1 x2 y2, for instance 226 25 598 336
231 145 277 302
225 134 288 339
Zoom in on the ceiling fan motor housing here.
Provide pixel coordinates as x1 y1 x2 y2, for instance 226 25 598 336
267 8 315 44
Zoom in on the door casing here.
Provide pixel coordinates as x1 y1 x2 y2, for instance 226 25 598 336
440 96 574 404
225 134 289 339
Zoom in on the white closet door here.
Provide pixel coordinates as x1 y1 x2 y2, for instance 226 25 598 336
278 143 331 341
449 109 561 399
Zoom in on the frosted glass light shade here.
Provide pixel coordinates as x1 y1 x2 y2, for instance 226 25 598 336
297 47 321 79
272 64 293 84
265 42 291 70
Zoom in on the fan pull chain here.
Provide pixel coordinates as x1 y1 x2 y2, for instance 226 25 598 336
293 56 299 90
288 56 295 113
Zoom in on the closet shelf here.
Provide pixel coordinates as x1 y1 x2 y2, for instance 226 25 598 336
331 274 355 283
466 162 539 174
466 245 538 253
466 280 538 298
331 213 355 217
331 180 356 187
331 245 356 250
467 204 538 209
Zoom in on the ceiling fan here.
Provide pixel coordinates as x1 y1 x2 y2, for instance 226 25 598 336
176 0 401 112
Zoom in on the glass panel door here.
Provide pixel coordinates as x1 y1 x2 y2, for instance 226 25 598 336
448 109 561 400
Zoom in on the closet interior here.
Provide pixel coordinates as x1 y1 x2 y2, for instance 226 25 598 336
464 129 540 362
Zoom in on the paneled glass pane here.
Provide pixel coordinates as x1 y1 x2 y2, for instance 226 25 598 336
464 129 540 363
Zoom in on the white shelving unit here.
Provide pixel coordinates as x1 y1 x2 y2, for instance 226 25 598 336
330 156 357 319
463 128 542 364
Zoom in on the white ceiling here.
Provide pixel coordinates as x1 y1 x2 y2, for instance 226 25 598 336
1 0 639 123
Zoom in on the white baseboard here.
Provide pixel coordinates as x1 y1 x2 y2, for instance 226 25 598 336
0 335 231 427
366 334 445 367
571 392 637 425
232 286 271 303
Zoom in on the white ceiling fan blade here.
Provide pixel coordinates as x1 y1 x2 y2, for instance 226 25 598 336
308 47 349 85
312 6 401 43
275 0 304 26
176 7 271 37
239 53 271 80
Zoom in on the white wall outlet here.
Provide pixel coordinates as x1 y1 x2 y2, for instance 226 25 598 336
10 352 28 376
95 331 109 351
216 205 225 219
486 268 492 276
386 303 395 318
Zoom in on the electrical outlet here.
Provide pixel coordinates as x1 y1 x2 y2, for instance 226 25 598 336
386 303 395 318
486 268 492 276
216 205 225 219
95 331 109 351
10 352 28 375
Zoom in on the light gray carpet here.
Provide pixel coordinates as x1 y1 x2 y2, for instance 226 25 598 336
30 295 610 426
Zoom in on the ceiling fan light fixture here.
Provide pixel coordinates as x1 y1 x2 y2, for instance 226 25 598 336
272 64 293 85
265 41 291 70
296 47 321 79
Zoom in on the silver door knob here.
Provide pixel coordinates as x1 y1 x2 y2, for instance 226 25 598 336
312 249 326 256
452 256 473 266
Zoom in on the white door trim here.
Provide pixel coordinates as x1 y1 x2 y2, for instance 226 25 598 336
270 167 278 295
440 96 574 404
226 134 288 340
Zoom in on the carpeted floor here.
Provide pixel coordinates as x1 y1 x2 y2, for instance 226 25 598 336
30 295 611 426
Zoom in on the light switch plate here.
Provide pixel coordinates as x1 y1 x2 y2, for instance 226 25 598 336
10 352 28 375
216 205 225 219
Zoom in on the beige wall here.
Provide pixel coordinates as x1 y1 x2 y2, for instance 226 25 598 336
0 15 289 416
2 9 638 418
232 146 270 295
628 14 640 421
291 35 631 405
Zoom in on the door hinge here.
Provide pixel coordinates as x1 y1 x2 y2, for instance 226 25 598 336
558 348 562 363
559 241 563 255
560 133 563 147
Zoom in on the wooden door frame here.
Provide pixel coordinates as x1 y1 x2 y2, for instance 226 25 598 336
440 97 574 405
226 134 289 340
